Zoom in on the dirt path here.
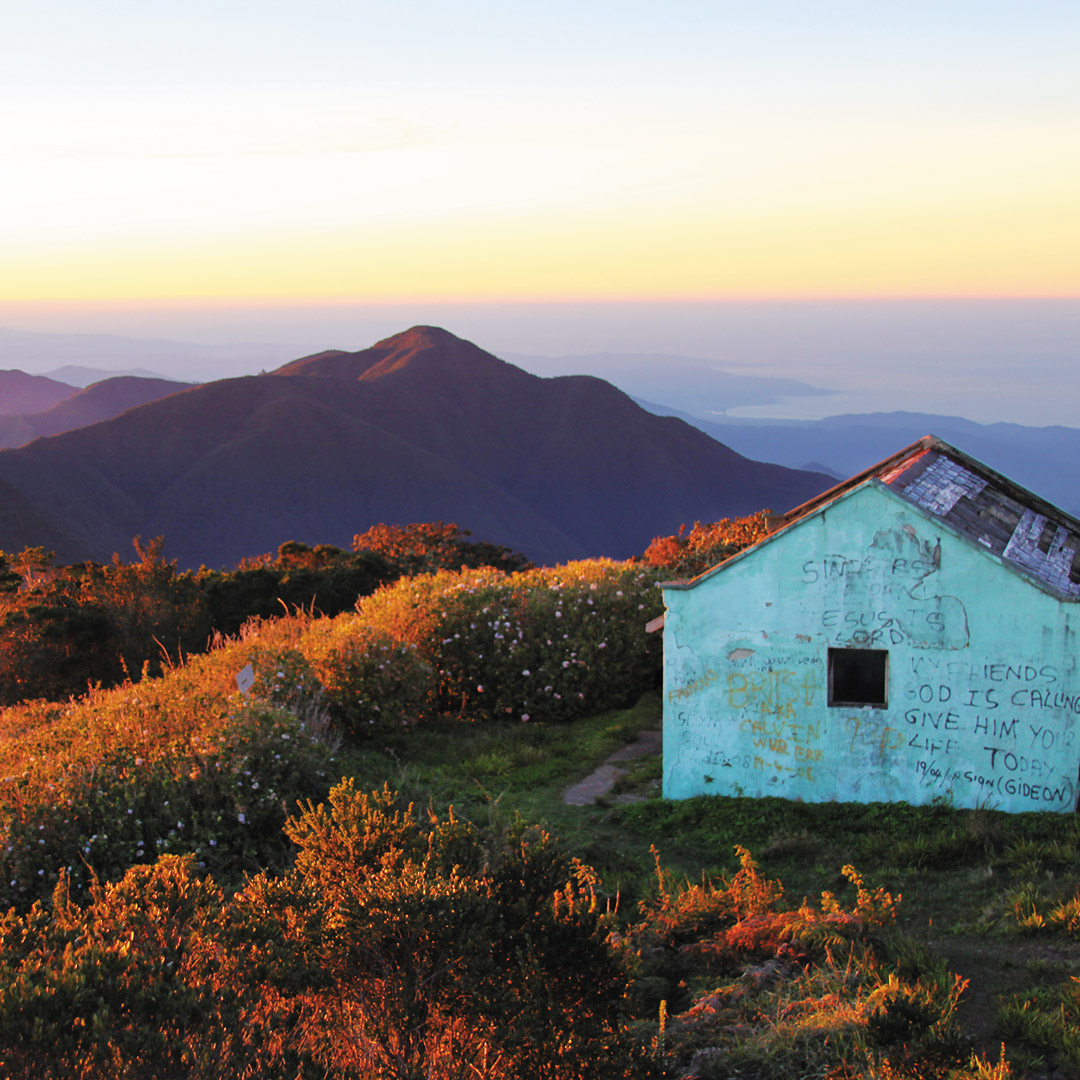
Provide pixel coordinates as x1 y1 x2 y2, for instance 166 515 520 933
935 935 1080 1075
562 729 661 805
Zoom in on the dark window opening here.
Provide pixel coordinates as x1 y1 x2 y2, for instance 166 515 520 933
1038 520 1058 554
828 648 888 708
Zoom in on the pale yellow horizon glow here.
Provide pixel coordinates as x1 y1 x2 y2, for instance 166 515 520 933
4 187 1077 304
5 6 1079 306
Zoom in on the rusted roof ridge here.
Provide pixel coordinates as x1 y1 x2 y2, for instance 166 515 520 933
776 434 939 530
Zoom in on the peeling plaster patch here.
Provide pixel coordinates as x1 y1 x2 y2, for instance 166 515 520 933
728 648 754 660
796 634 812 642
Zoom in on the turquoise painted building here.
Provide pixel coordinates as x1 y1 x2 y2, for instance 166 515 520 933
660 436 1080 813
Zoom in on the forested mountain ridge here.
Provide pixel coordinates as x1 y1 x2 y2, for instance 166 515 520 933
0 326 831 568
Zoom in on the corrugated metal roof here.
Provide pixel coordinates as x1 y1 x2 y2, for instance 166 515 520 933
780 435 1080 600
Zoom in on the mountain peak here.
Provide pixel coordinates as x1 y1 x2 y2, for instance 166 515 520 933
271 326 527 385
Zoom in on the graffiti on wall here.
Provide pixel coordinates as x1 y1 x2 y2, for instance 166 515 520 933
905 657 1077 807
663 512 1080 811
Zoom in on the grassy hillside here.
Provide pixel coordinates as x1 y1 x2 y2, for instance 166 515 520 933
0 532 1075 1076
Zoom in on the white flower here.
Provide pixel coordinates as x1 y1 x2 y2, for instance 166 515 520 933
521 714 530 722
522 669 531 677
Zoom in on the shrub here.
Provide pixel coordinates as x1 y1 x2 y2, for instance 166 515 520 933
355 560 664 724
0 785 654 1080
353 520 533 576
194 540 392 636
626 848 983 1080
300 614 434 737
0 538 207 705
247 780 644 1079
642 512 770 577
0 620 337 911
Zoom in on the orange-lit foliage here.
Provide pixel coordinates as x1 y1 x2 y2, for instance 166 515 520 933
0 556 662 913
622 849 987 1080
353 521 533 576
0 823 992 1080
642 512 770 577
0 785 651 1080
0 537 393 705
0 615 336 914
0 537 206 703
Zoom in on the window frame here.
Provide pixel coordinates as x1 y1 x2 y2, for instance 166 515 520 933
827 647 889 709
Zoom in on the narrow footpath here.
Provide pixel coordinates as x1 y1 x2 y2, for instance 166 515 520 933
562 729 662 806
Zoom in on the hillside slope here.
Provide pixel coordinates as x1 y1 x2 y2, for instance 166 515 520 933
661 410 1080 518
0 370 75 416
0 376 191 449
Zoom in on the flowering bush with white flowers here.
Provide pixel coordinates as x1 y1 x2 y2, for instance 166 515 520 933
0 661 333 912
356 559 664 724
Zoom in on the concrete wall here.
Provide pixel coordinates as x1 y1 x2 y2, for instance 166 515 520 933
662 482 1080 813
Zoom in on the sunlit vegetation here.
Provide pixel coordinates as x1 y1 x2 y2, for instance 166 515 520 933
0 519 1072 1075
0 553 664 913
352 520 535 576
0 522 528 705
642 512 770 578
